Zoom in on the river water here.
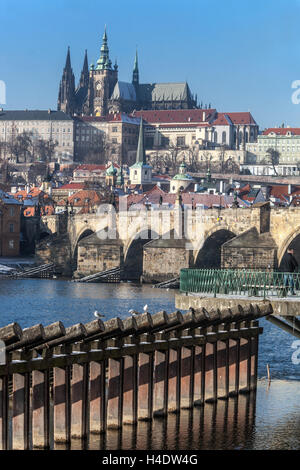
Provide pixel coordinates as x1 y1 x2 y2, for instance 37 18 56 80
0 279 300 450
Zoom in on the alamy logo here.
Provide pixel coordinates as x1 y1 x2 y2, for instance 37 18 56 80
291 80 300 104
0 80 6 105
0 340 5 365
291 340 300 365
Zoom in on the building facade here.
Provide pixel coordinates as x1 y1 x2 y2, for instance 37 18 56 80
0 190 22 257
57 27 198 117
0 110 74 163
73 113 140 164
130 109 258 167
245 128 300 176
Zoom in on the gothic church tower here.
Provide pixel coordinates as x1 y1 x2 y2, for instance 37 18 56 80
57 47 76 115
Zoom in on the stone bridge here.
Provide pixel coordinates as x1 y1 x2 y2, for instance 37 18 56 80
38 203 300 281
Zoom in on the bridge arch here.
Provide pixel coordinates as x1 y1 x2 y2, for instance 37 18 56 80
278 226 300 266
123 228 159 280
72 228 95 270
193 227 236 268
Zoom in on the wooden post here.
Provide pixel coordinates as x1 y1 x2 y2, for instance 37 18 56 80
12 373 30 450
0 376 8 450
193 345 204 406
137 352 153 421
239 338 250 393
153 350 168 417
250 335 259 391
71 363 89 439
89 360 106 433
53 366 71 443
167 348 180 413
228 339 239 396
107 358 122 429
122 355 137 425
180 346 194 409
32 370 50 448
217 340 228 399
204 342 217 403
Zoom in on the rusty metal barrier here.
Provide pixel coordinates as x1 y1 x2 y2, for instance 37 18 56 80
0 302 273 449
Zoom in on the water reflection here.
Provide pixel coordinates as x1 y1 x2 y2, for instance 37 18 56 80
52 380 300 450
60 394 255 451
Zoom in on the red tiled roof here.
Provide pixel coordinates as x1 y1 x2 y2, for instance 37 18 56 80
212 112 257 126
263 128 300 136
134 109 216 124
68 189 102 207
12 188 52 200
54 183 85 190
73 113 123 123
23 204 55 217
125 192 248 209
74 164 120 172
74 165 106 172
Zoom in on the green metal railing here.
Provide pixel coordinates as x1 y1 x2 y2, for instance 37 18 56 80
180 269 300 298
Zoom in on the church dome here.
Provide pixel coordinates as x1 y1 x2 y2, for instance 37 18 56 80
106 164 117 176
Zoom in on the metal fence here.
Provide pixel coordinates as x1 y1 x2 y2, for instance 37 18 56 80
180 269 300 298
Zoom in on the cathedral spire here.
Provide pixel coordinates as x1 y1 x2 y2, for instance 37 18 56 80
79 49 89 88
65 46 71 70
58 46 75 115
132 49 139 86
96 25 111 70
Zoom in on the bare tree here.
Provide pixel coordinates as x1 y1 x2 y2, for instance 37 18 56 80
9 131 33 163
82 133 121 164
34 138 58 162
223 158 240 174
264 148 280 176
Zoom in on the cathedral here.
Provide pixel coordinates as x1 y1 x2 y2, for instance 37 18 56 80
57 27 198 117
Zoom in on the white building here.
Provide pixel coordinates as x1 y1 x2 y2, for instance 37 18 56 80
0 109 74 162
245 128 300 176
135 109 258 152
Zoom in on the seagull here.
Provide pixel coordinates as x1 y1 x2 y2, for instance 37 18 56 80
143 305 148 313
129 309 140 315
94 310 105 318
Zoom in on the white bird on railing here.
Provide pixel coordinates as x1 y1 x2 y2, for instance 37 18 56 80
94 310 105 318
143 304 148 313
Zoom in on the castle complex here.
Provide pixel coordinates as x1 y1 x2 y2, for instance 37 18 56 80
57 27 197 117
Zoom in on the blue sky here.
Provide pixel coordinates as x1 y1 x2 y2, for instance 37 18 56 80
1 0 300 129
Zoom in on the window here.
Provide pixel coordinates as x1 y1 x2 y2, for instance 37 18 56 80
9 207 15 217
112 127 118 132
161 136 169 148
9 240 14 249
112 138 117 143
145 137 154 148
9 223 14 233
177 136 185 147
